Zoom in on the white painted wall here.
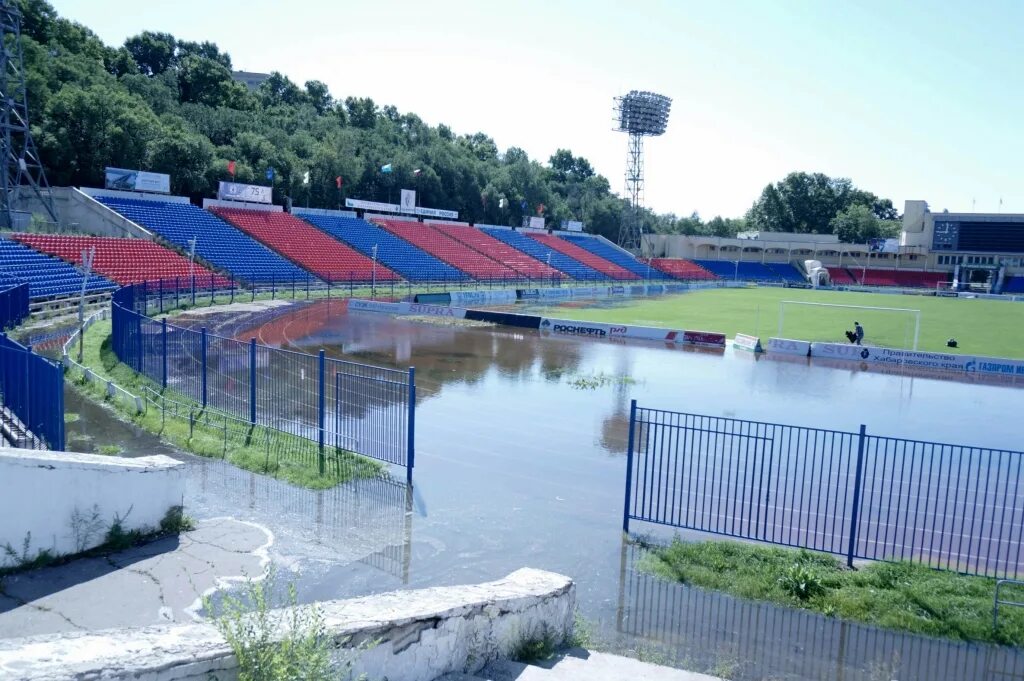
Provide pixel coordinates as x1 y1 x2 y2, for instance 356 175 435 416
0 448 186 565
0 568 576 681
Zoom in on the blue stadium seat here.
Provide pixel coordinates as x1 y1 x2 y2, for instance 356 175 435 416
94 196 313 284
693 259 803 282
478 228 608 280
298 214 469 283
559 234 669 279
0 239 116 299
1003 276 1024 294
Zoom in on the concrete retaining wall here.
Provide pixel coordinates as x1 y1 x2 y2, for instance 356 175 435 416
0 448 186 566
0 568 575 681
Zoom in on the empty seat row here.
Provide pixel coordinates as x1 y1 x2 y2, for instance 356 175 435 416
0 239 116 300
373 219 520 280
93 196 313 284
559 234 667 279
477 228 607 280
648 258 718 280
528 232 637 280
693 260 803 282
855 268 949 288
210 207 399 283
13 234 231 288
428 223 564 281
298 214 469 283
1003 276 1024 294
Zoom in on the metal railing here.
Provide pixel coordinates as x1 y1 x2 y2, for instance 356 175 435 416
111 283 415 480
623 401 1024 578
0 282 29 330
0 332 64 450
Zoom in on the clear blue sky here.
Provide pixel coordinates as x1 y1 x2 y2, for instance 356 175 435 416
59 0 1024 219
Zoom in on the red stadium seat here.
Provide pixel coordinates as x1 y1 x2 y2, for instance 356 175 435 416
648 258 718 280
428 223 564 280
373 219 521 280
527 232 639 280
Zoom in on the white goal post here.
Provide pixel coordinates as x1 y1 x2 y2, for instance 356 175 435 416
778 300 921 350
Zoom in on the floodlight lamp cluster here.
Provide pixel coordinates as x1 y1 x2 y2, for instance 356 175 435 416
615 91 672 136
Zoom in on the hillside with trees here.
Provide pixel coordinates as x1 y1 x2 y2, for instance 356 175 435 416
17 0 899 244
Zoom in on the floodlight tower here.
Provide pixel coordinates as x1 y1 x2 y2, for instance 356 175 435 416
614 91 672 251
0 0 57 228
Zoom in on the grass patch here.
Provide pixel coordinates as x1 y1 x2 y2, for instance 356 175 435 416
96 444 124 456
639 538 1024 645
70 319 384 491
63 412 80 423
535 287 1024 358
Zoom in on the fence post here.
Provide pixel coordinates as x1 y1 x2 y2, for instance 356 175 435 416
847 424 868 568
161 318 168 389
200 327 208 408
158 278 164 314
175 277 180 309
317 350 326 473
623 399 638 533
406 367 416 484
249 338 257 425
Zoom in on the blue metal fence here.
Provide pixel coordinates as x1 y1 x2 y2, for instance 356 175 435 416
623 400 1024 578
0 332 64 450
0 283 29 330
111 284 415 480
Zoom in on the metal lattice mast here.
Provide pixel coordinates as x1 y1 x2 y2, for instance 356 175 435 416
0 0 56 228
614 91 671 252
619 133 644 251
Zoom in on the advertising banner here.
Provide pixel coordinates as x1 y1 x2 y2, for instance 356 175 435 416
767 338 811 357
529 217 545 230
400 189 416 212
448 289 517 305
683 331 727 348
347 299 467 319
218 181 272 204
809 343 974 373
104 167 170 194
344 198 458 219
561 220 584 232
733 334 763 352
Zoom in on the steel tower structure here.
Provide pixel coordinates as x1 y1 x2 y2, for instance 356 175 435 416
0 0 57 228
613 91 671 252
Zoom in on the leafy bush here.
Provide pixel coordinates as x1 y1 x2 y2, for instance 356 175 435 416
778 562 826 601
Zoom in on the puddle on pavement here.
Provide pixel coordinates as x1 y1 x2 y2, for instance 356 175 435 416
57 298 1024 679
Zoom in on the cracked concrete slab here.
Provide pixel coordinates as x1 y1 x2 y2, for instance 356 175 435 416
0 517 271 638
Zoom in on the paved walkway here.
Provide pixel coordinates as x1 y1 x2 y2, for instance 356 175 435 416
439 650 725 681
0 518 270 638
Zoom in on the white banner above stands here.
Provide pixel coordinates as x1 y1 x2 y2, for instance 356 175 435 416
104 167 170 194
345 198 458 220
217 181 272 204
561 220 584 232
400 189 416 213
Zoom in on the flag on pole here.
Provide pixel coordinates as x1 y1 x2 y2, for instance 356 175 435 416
499 197 508 209
266 167 275 181
335 176 343 189
413 168 422 176
537 203 546 215
520 200 528 212
227 160 236 177
302 170 310 185
381 163 393 173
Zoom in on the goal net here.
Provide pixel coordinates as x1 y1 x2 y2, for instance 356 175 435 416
777 300 921 350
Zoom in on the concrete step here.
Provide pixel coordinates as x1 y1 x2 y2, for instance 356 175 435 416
478 651 724 681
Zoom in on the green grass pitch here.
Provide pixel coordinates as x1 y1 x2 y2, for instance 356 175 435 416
535 287 1024 359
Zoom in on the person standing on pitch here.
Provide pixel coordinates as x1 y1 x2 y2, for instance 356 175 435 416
854 321 864 345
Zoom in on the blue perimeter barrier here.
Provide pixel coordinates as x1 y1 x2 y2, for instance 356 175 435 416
624 400 1024 578
111 283 415 481
0 332 64 450
0 283 29 330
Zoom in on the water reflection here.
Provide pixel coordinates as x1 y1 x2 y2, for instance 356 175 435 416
617 541 1024 681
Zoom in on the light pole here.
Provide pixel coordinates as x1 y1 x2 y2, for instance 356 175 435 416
734 257 739 283
188 237 197 291
371 244 378 299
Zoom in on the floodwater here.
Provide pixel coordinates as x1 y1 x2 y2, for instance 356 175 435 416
69 298 1024 680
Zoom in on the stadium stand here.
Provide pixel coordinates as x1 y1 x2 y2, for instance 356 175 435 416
648 258 718 280
0 238 115 299
373 219 521 280
827 267 857 285
428 223 564 281
94 196 311 284
1003 276 1024 294
477 227 608 280
14 234 231 288
297 213 469 283
689 259 802 283
559 233 667 279
855 268 949 288
528 232 639 280
211 207 399 283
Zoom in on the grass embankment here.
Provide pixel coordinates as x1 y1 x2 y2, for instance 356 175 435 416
536 288 1024 358
70 319 383 490
640 538 1024 646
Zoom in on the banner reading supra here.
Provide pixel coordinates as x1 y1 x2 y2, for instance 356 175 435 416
217 181 272 204
104 167 170 194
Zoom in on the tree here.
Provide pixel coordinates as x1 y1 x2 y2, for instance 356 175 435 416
124 31 177 76
177 55 235 106
831 204 882 243
304 80 332 115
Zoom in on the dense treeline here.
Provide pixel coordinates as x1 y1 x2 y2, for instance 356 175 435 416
18 0 898 243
